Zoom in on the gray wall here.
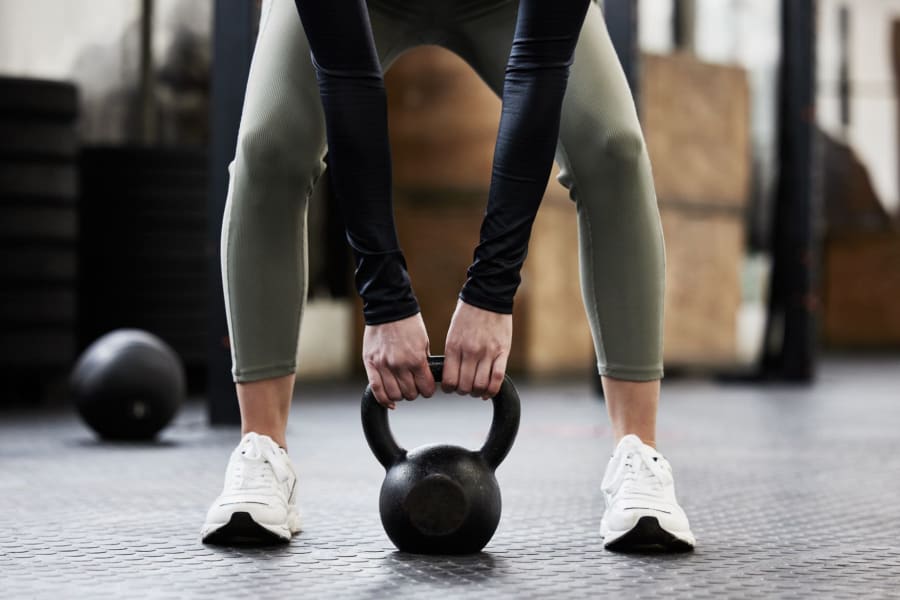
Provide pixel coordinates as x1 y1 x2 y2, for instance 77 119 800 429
0 0 212 145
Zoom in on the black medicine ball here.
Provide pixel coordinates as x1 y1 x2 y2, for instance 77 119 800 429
70 329 185 440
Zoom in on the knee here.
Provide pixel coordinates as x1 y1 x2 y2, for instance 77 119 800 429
235 116 325 187
595 127 646 165
557 126 648 199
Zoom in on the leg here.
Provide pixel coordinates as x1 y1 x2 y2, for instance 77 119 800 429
449 1 664 446
205 0 419 545
237 375 295 448
428 1 692 552
602 379 659 447
548 5 693 550
205 3 320 543
221 0 327 448
557 4 666 447
224 0 413 445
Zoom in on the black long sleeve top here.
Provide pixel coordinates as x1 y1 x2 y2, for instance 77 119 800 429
294 0 590 324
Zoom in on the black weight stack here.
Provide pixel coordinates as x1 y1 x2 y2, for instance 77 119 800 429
78 146 208 391
0 77 80 403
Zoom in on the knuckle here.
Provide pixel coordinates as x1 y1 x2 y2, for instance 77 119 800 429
461 342 480 355
365 354 387 369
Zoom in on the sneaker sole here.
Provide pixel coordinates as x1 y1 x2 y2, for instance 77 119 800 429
603 516 695 553
202 512 291 546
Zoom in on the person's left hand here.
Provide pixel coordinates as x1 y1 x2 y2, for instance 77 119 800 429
442 300 512 399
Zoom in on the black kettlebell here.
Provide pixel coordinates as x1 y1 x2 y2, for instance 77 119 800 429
361 355 520 554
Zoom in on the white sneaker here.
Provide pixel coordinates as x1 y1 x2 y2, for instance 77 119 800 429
600 434 695 552
201 432 301 545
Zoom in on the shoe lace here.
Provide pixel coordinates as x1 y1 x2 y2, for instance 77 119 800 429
617 443 672 498
231 433 293 490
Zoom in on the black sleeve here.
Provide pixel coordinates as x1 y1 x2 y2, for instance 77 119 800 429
459 0 591 314
294 0 419 325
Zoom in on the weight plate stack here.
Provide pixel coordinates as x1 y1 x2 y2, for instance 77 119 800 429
79 146 208 389
0 77 79 388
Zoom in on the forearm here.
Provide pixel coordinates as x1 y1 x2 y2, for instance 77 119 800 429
294 0 419 324
461 0 590 313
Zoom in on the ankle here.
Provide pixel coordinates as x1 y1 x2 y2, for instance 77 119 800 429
615 433 656 449
242 427 288 450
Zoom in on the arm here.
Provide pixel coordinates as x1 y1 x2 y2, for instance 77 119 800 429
293 0 417 325
462 0 591 313
294 1 434 406
444 0 591 397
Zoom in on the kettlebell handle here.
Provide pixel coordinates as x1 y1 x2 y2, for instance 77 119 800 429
360 355 521 470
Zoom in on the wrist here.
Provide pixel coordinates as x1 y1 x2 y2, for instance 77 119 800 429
363 303 421 326
457 290 513 315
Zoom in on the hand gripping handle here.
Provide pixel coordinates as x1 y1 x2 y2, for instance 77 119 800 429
360 356 521 470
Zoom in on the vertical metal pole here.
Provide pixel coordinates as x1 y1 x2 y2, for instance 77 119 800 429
673 0 696 53
893 21 900 208
139 0 156 144
208 1 259 424
603 0 641 108
838 5 851 136
763 0 820 382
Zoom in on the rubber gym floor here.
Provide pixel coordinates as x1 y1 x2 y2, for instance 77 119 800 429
2 356 899 599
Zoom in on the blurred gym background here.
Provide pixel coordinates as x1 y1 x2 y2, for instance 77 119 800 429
1 0 897 421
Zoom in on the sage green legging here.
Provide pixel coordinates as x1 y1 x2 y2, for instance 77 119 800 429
221 0 666 383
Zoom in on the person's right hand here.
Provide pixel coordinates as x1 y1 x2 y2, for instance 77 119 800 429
363 313 436 409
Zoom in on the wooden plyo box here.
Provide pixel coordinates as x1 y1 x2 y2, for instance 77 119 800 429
642 53 751 208
643 53 750 368
824 232 900 347
659 207 745 366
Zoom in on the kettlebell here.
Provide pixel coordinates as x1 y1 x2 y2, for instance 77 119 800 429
361 355 520 554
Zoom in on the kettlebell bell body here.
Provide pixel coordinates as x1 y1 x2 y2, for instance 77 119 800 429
361 356 521 554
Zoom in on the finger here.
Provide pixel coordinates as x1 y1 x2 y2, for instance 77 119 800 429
472 358 492 399
381 370 404 405
366 368 394 410
391 365 418 401
486 352 509 399
442 347 461 393
412 357 436 398
457 351 477 395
